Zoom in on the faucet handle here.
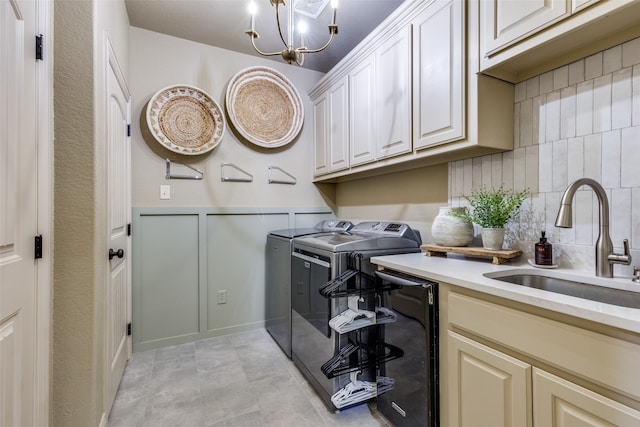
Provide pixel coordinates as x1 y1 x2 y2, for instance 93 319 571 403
608 239 632 266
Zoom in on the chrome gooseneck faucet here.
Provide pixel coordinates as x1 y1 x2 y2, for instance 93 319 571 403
555 178 631 278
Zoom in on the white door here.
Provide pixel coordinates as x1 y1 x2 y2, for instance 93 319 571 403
105 41 131 411
0 0 38 425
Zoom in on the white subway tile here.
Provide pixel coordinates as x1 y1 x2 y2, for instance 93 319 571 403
632 187 640 250
481 155 492 187
633 64 640 126
514 81 526 103
603 45 623 74
472 157 483 192
568 60 585 86
601 130 621 189
574 190 593 245
502 151 514 191
525 145 539 193
463 158 473 195
526 76 540 99
552 139 569 192
553 66 569 90
621 125 640 187
593 74 612 133
513 148 526 193
534 95 545 144
539 71 554 94
538 143 553 193
611 188 632 246
545 91 561 142
514 102 521 148
519 98 533 147
454 160 464 196
560 86 577 139
623 37 640 68
544 192 561 242
567 136 584 184
491 153 503 187
583 133 602 182
576 80 594 136
612 68 632 130
585 52 603 80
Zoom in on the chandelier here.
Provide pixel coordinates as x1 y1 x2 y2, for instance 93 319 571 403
245 0 338 66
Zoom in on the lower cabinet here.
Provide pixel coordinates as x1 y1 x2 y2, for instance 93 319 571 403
449 331 640 427
448 331 532 427
445 288 640 427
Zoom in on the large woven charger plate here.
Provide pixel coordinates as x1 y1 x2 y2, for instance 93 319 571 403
225 66 303 148
146 85 225 155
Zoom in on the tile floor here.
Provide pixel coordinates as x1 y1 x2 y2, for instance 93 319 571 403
108 329 391 426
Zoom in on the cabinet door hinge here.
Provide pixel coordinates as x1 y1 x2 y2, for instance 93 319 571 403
35 235 43 259
127 124 131 137
127 223 132 236
35 34 43 60
127 323 132 336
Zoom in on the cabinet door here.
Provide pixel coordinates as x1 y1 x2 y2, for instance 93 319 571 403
328 77 349 172
533 368 640 426
413 0 464 150
448 331 532 427
313 95 328 176
481 0 569 58
349 54 376 166
376 25 412 159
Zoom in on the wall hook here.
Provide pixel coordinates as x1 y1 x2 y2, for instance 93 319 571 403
221 163 253 182
268 166 297 185
166 159 203 180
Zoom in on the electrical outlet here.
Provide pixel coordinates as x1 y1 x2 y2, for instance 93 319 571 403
217 290 227 304
160 185 171 200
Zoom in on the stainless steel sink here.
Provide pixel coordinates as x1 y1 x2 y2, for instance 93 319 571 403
484 271 640 309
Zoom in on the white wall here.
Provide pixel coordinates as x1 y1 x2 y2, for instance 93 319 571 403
449 36 640 276
129 27 332 210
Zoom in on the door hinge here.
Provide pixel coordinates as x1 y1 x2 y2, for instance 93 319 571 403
127 223 132 236
127 124 131 137
127 323 132 336
35 34 43 60
35 235 43 259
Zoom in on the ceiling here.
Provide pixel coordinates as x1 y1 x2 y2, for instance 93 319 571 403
125 0 405 73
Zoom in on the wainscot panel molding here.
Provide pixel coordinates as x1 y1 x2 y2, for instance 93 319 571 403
132 207 334 352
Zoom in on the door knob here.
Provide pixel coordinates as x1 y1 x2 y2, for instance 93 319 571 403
109 248 124 260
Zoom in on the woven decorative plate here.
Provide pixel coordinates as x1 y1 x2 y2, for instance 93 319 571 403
146 85 225 155
225 66 303 148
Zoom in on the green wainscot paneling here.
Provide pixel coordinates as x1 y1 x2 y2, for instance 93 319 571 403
132 207 334 352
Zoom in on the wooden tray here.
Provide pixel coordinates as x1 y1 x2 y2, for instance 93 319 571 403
420 244 522 265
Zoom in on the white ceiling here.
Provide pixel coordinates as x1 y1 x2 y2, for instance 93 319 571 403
125 0 405 73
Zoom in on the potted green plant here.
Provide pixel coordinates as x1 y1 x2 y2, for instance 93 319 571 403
450 186 529 250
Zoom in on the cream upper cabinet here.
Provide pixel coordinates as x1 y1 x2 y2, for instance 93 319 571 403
349 53 376 166
533 368 640 427
375 25 412 159
413 0 464 150
312 95 329 176
448 331 532 427
480 0 570 58
327 76 349 172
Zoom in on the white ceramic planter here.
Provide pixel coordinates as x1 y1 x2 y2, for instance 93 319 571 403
431 207 474 247
481 227 505 250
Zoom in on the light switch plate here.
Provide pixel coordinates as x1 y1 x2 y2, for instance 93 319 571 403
160 185 171 200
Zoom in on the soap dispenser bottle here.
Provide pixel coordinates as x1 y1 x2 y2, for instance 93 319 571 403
535 231 553 266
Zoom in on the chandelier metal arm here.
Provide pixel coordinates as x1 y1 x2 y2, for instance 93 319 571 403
298 27 337 54
244 30 284 57
274 2 289 48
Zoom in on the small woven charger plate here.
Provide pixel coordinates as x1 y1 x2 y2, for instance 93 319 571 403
225 66 303 148
146 85 225 155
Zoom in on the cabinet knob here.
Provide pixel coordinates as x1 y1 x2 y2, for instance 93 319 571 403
109 248 124 260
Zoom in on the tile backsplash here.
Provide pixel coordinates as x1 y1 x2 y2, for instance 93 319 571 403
449 36 640 277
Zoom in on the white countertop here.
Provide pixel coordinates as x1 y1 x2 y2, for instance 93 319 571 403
371 252 640 334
